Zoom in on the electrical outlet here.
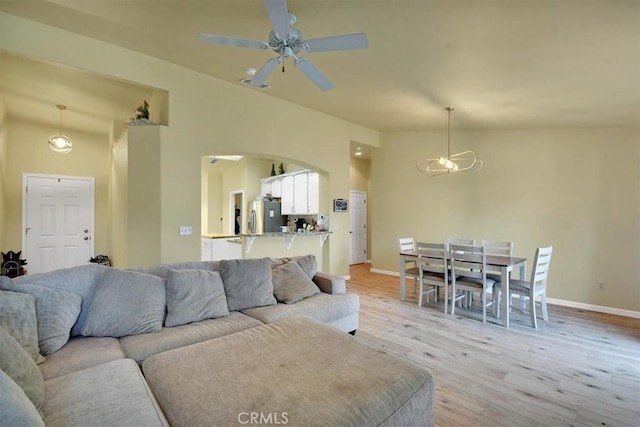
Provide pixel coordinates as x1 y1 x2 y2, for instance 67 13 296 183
598 282 606 291
179 226 193 236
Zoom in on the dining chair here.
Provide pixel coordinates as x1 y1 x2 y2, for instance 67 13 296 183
446 238 475 307
449 244 496 323
481 240 514 314
416 243 449 313
398 237 419 294
495 246 553 328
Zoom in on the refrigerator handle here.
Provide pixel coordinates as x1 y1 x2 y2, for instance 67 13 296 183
249 210 257 234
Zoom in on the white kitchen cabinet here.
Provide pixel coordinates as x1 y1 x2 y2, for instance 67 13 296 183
260 180 271 196
307 172 320 214
281 175 295 214
271 178 282 197
201 238 213 261
201 238 240 261
293 172 308 214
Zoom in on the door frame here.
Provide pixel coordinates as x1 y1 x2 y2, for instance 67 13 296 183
228 190 245 235
349 190 367 265
22 173 96 262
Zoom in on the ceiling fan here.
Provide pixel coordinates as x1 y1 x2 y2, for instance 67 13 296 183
197 0 368 91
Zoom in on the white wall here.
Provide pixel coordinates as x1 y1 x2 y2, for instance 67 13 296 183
373 127 640 311
0 93 7 251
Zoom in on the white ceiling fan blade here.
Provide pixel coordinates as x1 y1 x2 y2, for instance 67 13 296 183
250 57 282 87
264 0 291 38
197 33 268 49
294 58 334 91
303 33 369 52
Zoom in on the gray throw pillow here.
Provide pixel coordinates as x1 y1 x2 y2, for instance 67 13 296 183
12 264 107 337
219 258 276 311
272 260 321 304
81 268 166 337
0 278 82 355
165 269 230 327
0 326 45 418
0 291 44 364
0 370 45 427
293 255 318 279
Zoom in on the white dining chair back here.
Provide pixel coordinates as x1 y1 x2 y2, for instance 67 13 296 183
449 244 496 323
446 238 475 250
482 240 513 257
417 243 449 313
398 237 419 294
495 246 553 328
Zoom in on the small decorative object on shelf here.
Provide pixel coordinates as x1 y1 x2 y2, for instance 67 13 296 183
278 163 285 175
1 250 27 277
127 100 157 126
89 254 112 267
271 163 277 176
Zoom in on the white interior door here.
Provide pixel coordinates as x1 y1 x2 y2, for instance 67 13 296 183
23 174 94 274
349 190 367 265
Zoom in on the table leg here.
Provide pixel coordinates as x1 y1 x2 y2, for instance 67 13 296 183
518 261 527 310
399 256 406 301
501 266 509 327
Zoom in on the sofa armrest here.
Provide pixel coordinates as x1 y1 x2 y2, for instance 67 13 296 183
312 272 346 295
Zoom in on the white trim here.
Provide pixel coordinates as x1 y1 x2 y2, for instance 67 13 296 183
369 268 640 319
370 268 399 277
343 275 351 280
22 173 95 262
545 298 640 319
228 190 244 235
366 259 372 264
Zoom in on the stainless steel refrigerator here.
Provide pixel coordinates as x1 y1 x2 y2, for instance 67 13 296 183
247 200 285 234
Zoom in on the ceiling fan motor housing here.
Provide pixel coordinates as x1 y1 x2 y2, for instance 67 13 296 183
268 28 303 54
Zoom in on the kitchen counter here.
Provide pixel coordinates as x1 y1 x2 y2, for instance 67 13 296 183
202 233 238 239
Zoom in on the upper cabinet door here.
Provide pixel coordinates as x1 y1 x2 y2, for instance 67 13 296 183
307 172 320 214
271 178 282 198
260 180 271 196
281 175 295 214
293 172 308 214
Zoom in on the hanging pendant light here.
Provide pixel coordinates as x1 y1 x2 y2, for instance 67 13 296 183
48 105 72 154
416 107 482 176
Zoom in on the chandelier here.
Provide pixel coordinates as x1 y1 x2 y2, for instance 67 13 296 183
48 105 73 154
416 107 482 176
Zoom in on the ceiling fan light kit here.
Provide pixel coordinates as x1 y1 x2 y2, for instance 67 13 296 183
416 107 483 176
48 104 73 154
198 0 368 91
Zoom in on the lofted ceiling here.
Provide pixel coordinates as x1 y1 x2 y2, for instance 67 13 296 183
0 0 638 132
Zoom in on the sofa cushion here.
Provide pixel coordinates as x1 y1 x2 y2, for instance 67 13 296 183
129 261 220 279
0 290 44 363
219 258 276 311
272 260 320 304
81 269 166 338
0 326 44 417
43 358 168 427
165 269 230 327
142 317 433 427
12 264 107 337
271 255 318 279
0 278 82 355
120 312 263 363
242 292 360 325
39 337 125 380
0 370 45 427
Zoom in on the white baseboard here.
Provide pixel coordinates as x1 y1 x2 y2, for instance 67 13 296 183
368 269 640 319
366 259 371 264
343 275 351 280
370 268 399 277
545 298 640 319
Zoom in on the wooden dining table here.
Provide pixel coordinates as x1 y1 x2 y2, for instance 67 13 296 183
399 250 527 327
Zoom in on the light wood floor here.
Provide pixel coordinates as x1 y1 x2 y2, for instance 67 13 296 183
347 264 640 427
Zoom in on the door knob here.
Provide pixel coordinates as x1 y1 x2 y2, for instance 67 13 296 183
84 236 89 241
84 229 89 233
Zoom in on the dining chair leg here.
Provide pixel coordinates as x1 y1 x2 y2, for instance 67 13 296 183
530 295 538 329
540 294 549 321
492 285 500 318
444 285 449 314
482 291 487 323
418 281 423 307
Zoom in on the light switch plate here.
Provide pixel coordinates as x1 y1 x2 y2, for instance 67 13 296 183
179 226 193 236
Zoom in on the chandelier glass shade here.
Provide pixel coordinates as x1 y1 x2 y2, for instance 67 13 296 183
48 105 72 154
416 107 482 176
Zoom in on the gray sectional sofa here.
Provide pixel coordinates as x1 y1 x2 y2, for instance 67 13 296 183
0 255 434 426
